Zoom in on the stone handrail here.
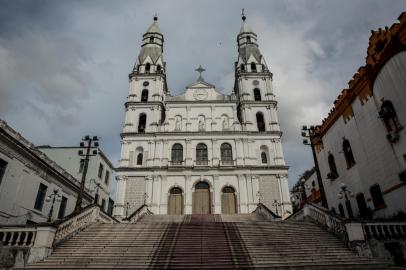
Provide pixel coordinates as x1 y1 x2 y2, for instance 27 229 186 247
0 227 37 247
53 205 116 245
124 204 152 223
288 203 347 239
363 222 406 240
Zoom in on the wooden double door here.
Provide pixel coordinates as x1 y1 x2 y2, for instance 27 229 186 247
168 194 183 215
192 183 211 214
221 192 237 214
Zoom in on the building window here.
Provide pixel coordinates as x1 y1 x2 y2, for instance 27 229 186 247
240 65 245 72
370 184 385 209
256 112 265 132
343 139 356 168
327 153 338 179
138 114 147 133
261 152 267 164
251 62 257 72
379 100 401 133
145 63 150 73
338 203 345 218
246 36 251 43
94 193 99 205
78 159 85 173
136 153 143 165
0 158 7 185
220 143 233 161
34 183 48 211
157 65 161 72
253 88 261 101
196 143 208 162
356 193 368 218
98 163 104 178
101 199 106 211
171 144 183 163
345 200 354 218
149 36 154 43
104 171 110 185
58 196 67 219
141 90 148 102
331 207 336 214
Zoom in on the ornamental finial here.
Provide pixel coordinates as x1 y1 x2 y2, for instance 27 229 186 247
242 8 246 21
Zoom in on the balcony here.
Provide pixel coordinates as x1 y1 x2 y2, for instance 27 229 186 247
169 160 184 167
220 160 235 167
195 160 209 166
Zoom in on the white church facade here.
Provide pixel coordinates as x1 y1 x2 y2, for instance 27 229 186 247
113 15 292 218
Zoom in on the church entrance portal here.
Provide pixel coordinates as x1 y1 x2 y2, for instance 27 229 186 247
221 186 237 214
192 181 211 214
168 187 183 215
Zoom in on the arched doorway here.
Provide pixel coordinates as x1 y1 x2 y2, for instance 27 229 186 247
192 181 211 214
221 186 237 214
168 187 183 215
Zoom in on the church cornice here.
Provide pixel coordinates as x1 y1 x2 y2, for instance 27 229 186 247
115 164 289 172
239 100 278 106
120 130 282 139
164 100 237 105
125 101 164 108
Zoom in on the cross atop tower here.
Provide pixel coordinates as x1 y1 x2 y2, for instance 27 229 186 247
241 8 246 21
195 65 206 82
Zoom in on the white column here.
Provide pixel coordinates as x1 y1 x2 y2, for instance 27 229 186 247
238 174 248 213
212 139 219 166
236 139 244 166
185 175 192 214
185 139 192 166
213 175 221 213
113 175 127 218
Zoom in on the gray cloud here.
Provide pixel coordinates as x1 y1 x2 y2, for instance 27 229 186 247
1 0 405 199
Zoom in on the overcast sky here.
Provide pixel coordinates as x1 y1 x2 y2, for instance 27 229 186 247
1 0 405 198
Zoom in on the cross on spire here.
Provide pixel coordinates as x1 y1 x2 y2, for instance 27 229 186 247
153 13 158 21
195 65 206 82
242 8 246 21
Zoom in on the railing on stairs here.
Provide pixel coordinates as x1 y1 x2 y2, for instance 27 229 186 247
53 204 117 245
123 204 152 223
288 203 347 240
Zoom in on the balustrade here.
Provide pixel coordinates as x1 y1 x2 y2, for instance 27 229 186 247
220 160 235 166
0 228 36 247
363 223 406 240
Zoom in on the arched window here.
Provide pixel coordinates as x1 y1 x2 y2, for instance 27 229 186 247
136 153 143 165
170 187 183 194
157 65 161 72
149 36 154 43
220 143 232 164
251 62 257 72
343 139 355 168
222 186 235 193
141 90 148 102
240 65 245 72
370 184 385 209
261 152 267 164
379 100 401 133
327 153 338 179
246 36 251 43
195 181 210 189
145 63 150 73
356 193 368 218
196 143 208 165
171 144 183 164
138 114 147 133
253 88 261 101
256 112 265 132
338 203 345 217
345 200 354 218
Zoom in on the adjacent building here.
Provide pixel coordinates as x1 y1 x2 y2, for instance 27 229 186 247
291 167 321 211
114 15 292 218
312 13 406 219
38 146 114 213
0 120 93 225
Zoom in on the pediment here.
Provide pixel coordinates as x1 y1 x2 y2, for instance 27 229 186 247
186 80 215 89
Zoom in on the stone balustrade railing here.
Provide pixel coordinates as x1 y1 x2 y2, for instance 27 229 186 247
53 205 116 245
288 203 347 239
0 227 36 247
124 204 152 223
363 222 406 240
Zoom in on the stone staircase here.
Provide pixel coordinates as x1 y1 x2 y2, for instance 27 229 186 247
24 214 388 269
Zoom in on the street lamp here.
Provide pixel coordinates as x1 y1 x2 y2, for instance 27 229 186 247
46 188 62 222
301 125 328 208
272 199 282 216
74 135 99 212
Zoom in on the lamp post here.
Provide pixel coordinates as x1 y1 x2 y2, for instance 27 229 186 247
301 125 328 208
272 200 282 216
46 188 62 222
338 182 354 218
74 135 99 212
